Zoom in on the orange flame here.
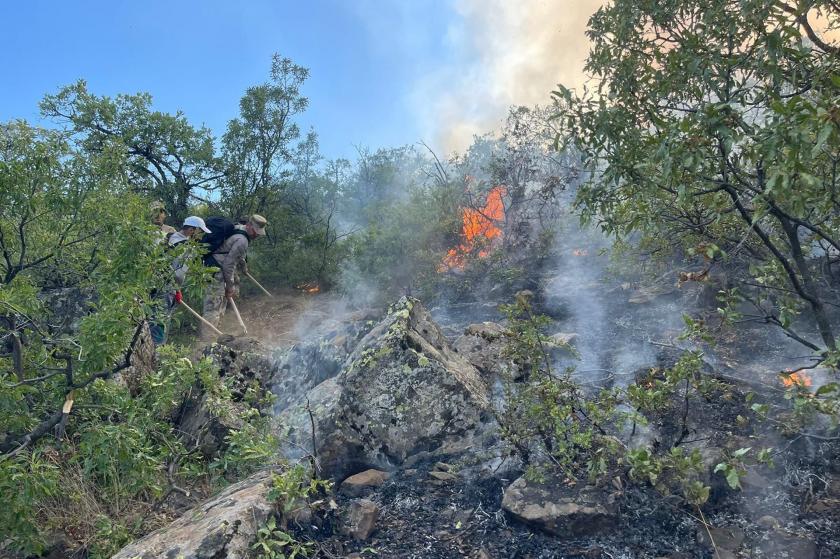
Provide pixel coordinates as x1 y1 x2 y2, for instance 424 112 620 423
296 282 321 294
441 186 507 271
780 370 812 388
572 249 588 256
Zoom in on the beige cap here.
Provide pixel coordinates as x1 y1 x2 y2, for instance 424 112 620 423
250 214 268 236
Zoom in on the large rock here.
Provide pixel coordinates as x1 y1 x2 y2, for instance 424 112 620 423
502 476 617 537
121 322 157 396
452 323 577 381
341 499 380 541
270 317 373 413
177 338 277 456
452 322 516 378
39 286 96 334
112 470 274 559
340 469 390 497
279 297 492 479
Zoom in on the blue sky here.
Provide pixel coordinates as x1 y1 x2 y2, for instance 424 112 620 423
0 0 460 159
1 1 595 159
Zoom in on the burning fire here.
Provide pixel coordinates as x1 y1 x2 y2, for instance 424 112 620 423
780 369 812 388
572 248 588 256
297 282 321 294
440 186 507 270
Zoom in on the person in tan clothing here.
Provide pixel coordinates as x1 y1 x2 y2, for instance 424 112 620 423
200 214 267 339
150 200 176 239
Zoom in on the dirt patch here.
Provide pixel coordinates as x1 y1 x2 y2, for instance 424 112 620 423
219 288 335 349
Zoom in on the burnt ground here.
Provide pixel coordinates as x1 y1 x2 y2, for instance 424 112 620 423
273 366 840 559
282 436 840 559
188 288 840 558
329 470 705 559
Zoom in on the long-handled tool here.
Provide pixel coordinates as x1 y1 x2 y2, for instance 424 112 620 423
245 272 273 298
227 297 248 335
178 299 225 336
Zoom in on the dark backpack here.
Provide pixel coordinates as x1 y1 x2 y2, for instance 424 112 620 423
201 216 249 267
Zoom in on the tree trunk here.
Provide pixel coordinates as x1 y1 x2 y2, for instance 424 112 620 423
781 219 837 351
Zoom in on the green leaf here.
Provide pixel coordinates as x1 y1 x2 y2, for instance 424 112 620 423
751 403 769 415
815 383 839 396
726 468 742 490
733 447 751 458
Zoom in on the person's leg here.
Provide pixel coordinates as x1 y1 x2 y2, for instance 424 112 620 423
200 274 227 340
149 322 166 346
149 292 168 346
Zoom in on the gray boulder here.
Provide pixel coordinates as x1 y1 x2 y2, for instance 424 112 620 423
452 322 516 378
341 499 380 541
270 316 373 413
502 475 618 537
279 297 492 479
120 322 157 397
111 470 274 559
39 286 96 334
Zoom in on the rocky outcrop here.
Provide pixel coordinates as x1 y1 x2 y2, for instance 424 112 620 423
269 317 373 413
452 322 577 381
121 322 157 396
39 286 96 334
502 476 618 537
341 499 380 541
177 338 277 456
111 470 274 559
452 322 515 378
278 297 492 480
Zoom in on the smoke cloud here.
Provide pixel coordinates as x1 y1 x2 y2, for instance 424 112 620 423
413 0 603 154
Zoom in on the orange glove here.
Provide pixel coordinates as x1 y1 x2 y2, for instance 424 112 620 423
174 290 183 304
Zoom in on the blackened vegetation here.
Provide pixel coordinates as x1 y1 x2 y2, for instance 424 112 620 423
295 468 702 559
278 395 839 558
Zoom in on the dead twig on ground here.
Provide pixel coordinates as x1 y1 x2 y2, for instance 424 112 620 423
304 398 321 478
697 506 722 559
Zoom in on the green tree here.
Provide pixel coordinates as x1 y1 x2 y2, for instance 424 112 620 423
40 80 222 221
220 53 310 218
0 119 274 555
556 0 840 358
0 121 128 285
250 131 352 287
339 146 463 301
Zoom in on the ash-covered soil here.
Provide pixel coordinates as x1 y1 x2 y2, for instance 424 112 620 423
286 439 839 559
307 467 706 559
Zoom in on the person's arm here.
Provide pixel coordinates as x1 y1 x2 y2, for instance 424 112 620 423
173 258 188 286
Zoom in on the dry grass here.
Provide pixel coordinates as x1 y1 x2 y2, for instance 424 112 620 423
35 443 213 557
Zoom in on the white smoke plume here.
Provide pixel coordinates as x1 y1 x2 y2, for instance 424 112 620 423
413 0 603 154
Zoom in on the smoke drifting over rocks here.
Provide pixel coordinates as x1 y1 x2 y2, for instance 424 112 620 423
539 203 821 393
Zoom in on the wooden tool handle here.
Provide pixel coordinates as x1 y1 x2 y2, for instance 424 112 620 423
179 300 224 336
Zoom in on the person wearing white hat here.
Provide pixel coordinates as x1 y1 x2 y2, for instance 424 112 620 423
167 216 211 285
150 216 212 346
